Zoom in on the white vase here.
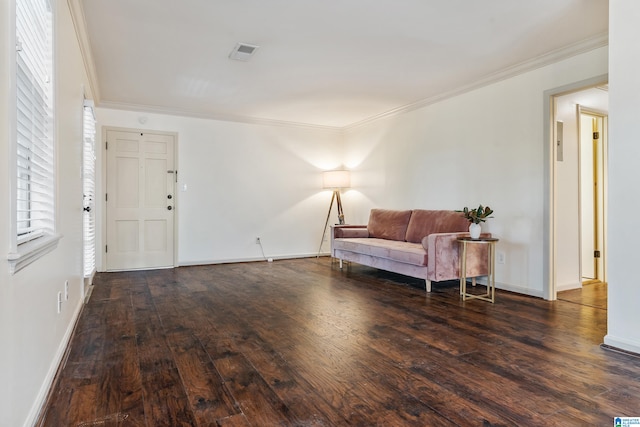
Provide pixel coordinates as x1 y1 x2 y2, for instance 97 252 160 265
469 223 481 239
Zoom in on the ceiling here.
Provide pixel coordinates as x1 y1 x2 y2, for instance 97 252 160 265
78 0 608 128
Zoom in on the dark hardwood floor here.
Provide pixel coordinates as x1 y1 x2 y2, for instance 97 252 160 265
557 281 607 310
38 258 639 426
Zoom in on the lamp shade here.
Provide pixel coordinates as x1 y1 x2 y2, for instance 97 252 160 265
323 170 350 189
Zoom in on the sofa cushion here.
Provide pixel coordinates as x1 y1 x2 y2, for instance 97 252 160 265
405 210 469 243
333 238 427 266
367 209 412 241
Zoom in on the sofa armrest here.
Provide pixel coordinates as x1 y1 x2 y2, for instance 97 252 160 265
425 232 491 282
333 225 369 238
330 225 368 257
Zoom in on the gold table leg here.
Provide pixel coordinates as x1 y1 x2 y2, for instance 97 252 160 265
459 240 496 303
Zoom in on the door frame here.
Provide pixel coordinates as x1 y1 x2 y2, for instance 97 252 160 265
578 107 608 285
543 74 608 300
100 126 179 271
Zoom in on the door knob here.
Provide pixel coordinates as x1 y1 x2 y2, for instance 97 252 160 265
167 206 172 210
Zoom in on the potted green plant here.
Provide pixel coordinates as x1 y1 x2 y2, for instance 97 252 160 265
459 205 493 238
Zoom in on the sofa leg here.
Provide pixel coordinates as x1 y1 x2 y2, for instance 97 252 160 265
425 280 431 293
339 259 343 269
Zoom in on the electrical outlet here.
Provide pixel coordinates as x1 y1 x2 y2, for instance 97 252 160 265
64 280 69 300
255 237 261 244
497 251 506 264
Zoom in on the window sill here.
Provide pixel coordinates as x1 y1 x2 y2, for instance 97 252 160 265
8 234 62 275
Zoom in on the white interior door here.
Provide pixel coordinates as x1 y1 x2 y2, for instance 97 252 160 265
106 129 176 270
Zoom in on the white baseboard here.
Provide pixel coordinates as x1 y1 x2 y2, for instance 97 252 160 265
467 277 544 299
24 299 84 427
179 252 326 267
603 334 640 356
496 281 544 298
556 282 583 292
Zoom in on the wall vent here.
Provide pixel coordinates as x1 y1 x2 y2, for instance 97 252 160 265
229 43 259 61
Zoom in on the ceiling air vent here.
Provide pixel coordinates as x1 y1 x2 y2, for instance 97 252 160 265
229 43 259 61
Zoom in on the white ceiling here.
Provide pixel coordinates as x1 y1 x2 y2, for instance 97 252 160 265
79 0 608 128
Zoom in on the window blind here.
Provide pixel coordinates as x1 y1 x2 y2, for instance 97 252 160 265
83 102 96 278
16 0 54 245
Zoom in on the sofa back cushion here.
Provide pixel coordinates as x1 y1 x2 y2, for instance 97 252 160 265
367 209 412 241
405 210 469 243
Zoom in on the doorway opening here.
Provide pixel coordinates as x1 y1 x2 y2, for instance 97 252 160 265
548 78 608 300
579 108 607 286
557 106 608 310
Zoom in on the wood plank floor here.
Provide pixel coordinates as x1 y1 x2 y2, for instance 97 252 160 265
557 281 607 310
38 258 640 426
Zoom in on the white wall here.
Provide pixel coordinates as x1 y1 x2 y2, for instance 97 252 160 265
0 1 93 426
605 0 640 354
344 46 608 297
95 110 344 269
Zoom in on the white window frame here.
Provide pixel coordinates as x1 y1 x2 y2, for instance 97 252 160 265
8 0 60 274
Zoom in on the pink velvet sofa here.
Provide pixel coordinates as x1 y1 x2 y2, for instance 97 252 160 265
330 209 489 292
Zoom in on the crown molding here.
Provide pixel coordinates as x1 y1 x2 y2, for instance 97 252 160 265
67 0 101 102
97 100 344 132
344 32 609 131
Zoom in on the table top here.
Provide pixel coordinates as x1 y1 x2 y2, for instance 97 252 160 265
457 236 499 242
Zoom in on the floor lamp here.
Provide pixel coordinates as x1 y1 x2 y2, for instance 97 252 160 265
317 170 350 257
